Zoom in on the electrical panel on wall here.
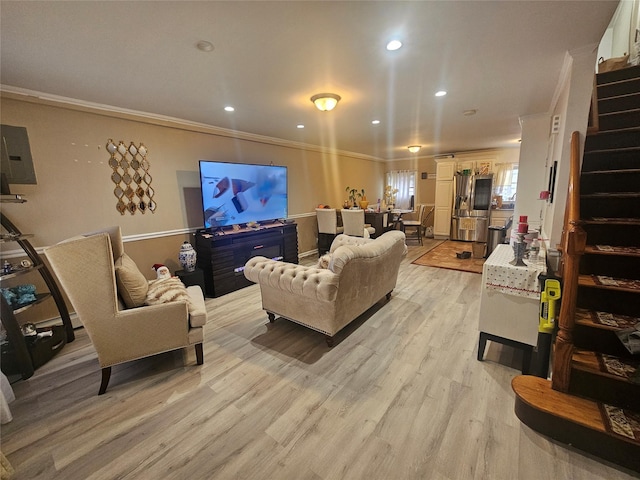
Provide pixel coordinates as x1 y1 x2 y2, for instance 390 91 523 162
1 124 38 185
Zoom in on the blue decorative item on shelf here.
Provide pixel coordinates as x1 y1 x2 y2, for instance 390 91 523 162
1 284 37 307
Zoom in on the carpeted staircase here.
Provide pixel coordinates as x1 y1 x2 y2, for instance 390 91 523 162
512 64 640 473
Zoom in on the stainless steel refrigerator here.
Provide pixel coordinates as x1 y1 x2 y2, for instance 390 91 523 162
451 173 493 242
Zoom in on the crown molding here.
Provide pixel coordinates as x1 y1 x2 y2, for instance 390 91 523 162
0 85 384 163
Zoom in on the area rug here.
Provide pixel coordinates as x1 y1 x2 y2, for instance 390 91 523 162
412 240 485 274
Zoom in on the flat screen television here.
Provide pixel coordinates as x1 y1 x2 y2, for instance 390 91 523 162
199 160 288 229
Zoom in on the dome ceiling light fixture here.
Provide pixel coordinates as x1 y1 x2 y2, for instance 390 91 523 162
311 93 341 112
407 145 421 153
196 40 214 52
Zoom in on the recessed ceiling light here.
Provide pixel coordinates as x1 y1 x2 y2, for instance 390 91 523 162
463 109 477 116
196 40 214 52
386 40 402 51
435 90 447 97
297 124 304 129
371 120 380 125
224 106 235 112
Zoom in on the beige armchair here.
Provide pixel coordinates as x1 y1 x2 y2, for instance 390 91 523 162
44 227 206 395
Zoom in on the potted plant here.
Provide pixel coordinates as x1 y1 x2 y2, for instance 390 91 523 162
345 186 359 208
358 189 369 209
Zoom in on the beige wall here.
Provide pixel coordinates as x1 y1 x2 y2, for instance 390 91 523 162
1 94 384 252
1 93 384 322
1 93 522 325
385 148 520 207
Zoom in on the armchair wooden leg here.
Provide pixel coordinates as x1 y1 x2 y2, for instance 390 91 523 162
267 312 275 323
195 343 204 365
99 367 111 395
325 335 334 347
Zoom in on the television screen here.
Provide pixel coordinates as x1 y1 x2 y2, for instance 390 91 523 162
199 160 288 229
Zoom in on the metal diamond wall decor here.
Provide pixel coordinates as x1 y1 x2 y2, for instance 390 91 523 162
106 139 156 215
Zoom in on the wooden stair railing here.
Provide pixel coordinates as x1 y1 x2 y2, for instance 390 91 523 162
551 131 587 393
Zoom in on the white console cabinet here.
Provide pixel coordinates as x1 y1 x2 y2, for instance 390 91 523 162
477 244 546 373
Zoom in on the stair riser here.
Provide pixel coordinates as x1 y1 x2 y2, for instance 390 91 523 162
597 93 640 115
598 78 640 98
581 171 640 194
582 149 640 172
579 254 640 280
598 110 640 131
570 369 640 411
597 65 640 85
574 326 636 358
580 197 640 219
577 287 640 318
584 130 640 151
582 224 640 246
514 395 640 473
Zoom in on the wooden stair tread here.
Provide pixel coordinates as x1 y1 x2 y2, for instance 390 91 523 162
582 168 640 175
578 274 640 293
582 217 640 226
584 145 640 154
513 376 610 433
585 245 640 257
598 106 640 115
512 375 640 473
575 308 640 332
572 349 639 383
581 192 640 198
586 124 640 134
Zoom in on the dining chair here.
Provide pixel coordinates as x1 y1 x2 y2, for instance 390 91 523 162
316 208 344 254
341 209 376 238
401 204 429 245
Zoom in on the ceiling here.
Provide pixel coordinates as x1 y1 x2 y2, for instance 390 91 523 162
0 1 618 161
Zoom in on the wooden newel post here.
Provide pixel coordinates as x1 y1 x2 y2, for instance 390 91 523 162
551 131 585 393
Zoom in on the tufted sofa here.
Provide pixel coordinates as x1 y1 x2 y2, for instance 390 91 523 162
243 230 406 346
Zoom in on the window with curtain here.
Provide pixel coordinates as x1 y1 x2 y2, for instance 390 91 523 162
385 170 416 209
493 163 518 201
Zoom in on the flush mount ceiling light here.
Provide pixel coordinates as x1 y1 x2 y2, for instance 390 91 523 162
407 145 421 153
196 40 214 52
311 93 341 111
386 39 402 51
463 109 477 116
435 90 447 97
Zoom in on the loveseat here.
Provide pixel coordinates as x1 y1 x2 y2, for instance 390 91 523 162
243 230 406 346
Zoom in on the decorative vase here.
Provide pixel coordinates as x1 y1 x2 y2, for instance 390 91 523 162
178 241 197 272
359 200 369 210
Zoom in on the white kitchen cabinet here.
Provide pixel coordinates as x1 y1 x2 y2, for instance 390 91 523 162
433 160 455 238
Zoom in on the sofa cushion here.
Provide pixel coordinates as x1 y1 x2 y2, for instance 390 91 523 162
114 253 149 308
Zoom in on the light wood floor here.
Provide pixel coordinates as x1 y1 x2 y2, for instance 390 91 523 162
2 242 638 479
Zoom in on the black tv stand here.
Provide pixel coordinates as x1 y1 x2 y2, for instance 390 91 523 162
195 222 298 297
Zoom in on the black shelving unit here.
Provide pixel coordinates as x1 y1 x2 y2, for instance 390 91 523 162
1 201 74 380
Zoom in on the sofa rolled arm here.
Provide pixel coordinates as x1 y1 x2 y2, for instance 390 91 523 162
244 256 339 302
